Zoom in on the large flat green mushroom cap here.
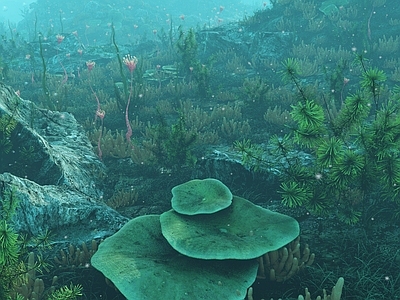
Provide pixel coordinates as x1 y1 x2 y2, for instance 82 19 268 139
171 178 233 215
161 196 300 260
91 215 258 300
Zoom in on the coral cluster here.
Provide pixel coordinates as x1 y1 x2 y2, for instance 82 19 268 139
257 236 315 282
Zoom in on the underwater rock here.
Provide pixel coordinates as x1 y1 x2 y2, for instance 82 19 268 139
0 82 127 240
197 22 294 64
0 172 127 240
0 83 104 195
193 146 313 203
194 147 280 200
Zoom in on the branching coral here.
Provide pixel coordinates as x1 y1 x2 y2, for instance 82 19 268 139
246 277 344 300
256 236 315 282
54 240 99 268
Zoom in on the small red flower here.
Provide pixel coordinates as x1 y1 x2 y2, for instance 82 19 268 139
56 34 65 44
123 54 138 73
96 109 105 120
86 60 96 72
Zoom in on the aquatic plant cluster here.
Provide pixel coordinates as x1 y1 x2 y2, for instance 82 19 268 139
0 189 83 300
236 54 400 225
1 0 400 299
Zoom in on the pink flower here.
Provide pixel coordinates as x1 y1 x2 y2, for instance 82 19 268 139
86 60 96 72
56 34 65 44
123 54 138 73
96 109 105 120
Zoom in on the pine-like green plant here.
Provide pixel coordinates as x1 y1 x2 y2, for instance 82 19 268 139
280 57 307 101
279 181 312 208
291 99 325 128
47 283 83 300
176 28 198 75
285 163 314 183
176 27 211 97
361 67 386 90
337 207 362 225
269 134 292 157
376 154 400 201
330 150 364 188
361 67 386 111
354 53 386 113
164 115 197 168
0 189 23 299
0 189 83 300
316 137 344 168
0 114 17 156
293 124 325 148
234 139 267 171
0 220 19 267
235 54 400 224
363 105 400 159
306 189 330 215
280 58 299 83
333 90 370 136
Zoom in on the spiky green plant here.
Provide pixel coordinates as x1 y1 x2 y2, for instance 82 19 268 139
0 189 84 300
176 27 211 98
234 139 267 171
164 115 197 168
176 28 198 75
280 58 299 79
0 114 17 159
330 150 365 188
269 134 292 157
316 137 344 168
280 57 307 100
291 99 325 128
333 90 370 136
0 189 24 299
47 283 83 300
355 53 387 113
306 189 330 215
376 154 400 201
361 67 386 106
279 181 312 208
235 54 400 224
337 207 362 225
293 124 326 148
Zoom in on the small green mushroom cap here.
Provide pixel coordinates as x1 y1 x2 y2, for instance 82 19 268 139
171 178 233 215
319 0 349 15
161 196 300 260
91 215 259 300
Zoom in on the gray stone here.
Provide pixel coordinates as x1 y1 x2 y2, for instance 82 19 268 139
0 172 127 240
0 82 127 242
